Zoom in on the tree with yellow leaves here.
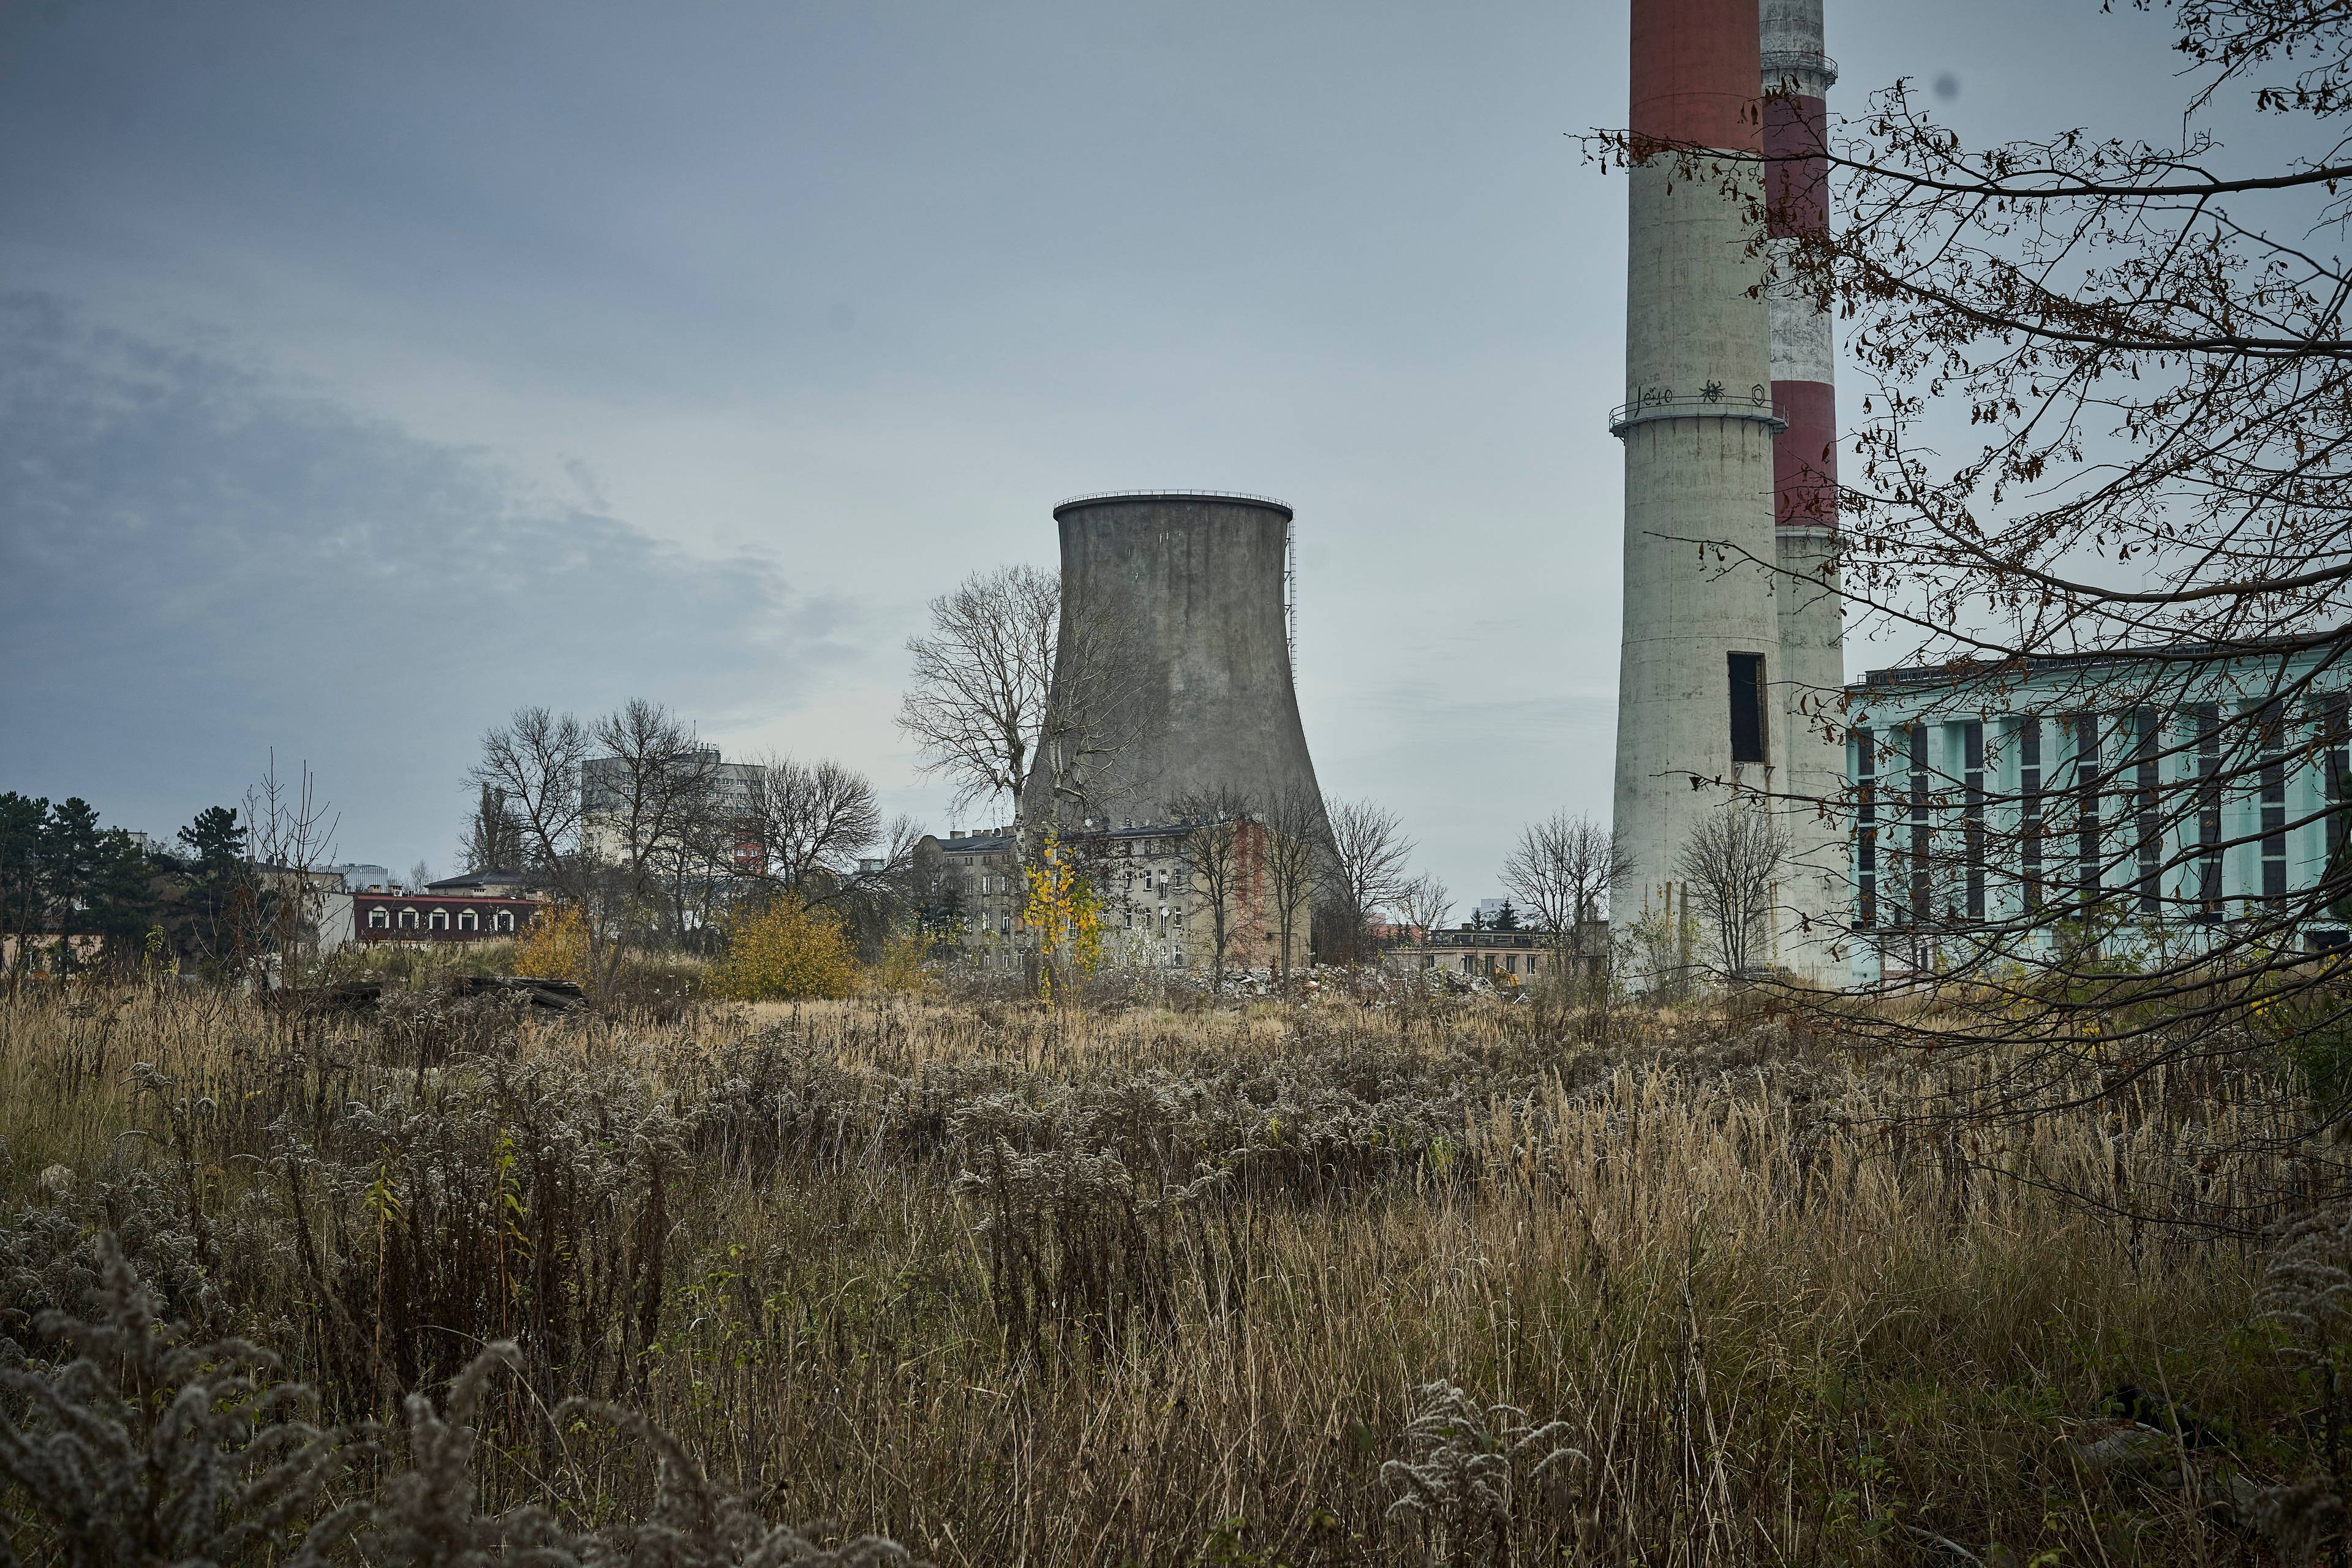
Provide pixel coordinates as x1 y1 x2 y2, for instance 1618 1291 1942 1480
1020 829 1099 1003
511 903 591 986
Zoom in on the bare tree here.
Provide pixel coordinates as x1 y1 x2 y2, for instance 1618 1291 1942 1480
709 758 927 956
1501 812 1630 983
469 701 717 997
1257 783 1327 983
743 754 883 894
1672 803 1789 984
469 705 590 883
897 566 1058 823
1321 797 1414 968
585 702 723 961
241 752 339 995
1025 601 1149 851
1395 872 1454 947
652 776 742 952
1170 788 1256 993
824 813 929 959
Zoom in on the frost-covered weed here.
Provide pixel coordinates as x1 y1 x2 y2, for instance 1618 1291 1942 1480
695 1021 1536 1194
0 1163 227 1360
2252 1204 2352 1558
1379 1381 1585 1566
270 1054 690 1414
0 1235 366 1567
555 1401 911 1567
950 1137 1181 1350
0 1240 911 1568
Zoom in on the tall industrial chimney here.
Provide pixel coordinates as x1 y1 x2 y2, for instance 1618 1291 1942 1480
1610 0 1787 950
1764 0 1846 973
1025 491 1324 829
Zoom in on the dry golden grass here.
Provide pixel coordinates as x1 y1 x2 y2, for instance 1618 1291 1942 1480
0 980 2327 1564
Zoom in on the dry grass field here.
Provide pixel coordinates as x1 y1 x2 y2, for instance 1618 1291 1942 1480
0 979 2339 1564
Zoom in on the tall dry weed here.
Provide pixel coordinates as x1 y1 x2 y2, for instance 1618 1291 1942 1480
0 984 2331 1562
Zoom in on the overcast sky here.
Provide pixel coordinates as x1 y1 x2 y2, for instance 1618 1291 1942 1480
0 0 2208 901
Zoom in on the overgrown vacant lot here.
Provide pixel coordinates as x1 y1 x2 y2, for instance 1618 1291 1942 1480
0 982 2333 1563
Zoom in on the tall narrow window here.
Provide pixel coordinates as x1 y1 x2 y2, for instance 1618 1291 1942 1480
2324 695 2350 916
2196 703 2222 920
1962 720 1985 921
2133 708 2162 915
1855 726 1877 929
1909 724 1930 927
2020 717 2043 911
2326 693 2351 861
2261 701 2288 907
1728 654 1768 765
2075 713 2103 911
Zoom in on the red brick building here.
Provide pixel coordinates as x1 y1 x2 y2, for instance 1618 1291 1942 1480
354 891 541 942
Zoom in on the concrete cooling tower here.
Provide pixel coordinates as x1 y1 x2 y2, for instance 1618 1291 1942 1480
1022 491 1324 829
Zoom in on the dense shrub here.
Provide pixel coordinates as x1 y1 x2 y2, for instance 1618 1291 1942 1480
511 902 592 985
710 898 859 1001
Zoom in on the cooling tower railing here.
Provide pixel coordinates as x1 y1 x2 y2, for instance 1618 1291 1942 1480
1052 488 1292 510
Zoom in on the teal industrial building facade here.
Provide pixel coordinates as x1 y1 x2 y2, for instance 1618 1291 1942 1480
1839 644 2352 987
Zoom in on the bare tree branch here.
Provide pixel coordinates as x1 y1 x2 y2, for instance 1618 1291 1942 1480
1321 798 1413 969
897 567 1057 821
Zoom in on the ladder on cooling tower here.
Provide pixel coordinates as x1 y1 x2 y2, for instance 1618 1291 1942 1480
1284 522 1297 685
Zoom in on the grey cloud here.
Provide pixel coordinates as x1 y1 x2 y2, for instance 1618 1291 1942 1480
0 293 858 861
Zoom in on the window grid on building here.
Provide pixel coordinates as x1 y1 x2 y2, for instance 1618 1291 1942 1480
2133 707 2162 916
1907 724 1929 927
2195 703 2223 921
2261 701 2289 906
2075 713 2103 911
2326 695 2350 858
1854 726 1877 929
1962 720 1985 922
1853 678 2352 951
2020 717 2043 912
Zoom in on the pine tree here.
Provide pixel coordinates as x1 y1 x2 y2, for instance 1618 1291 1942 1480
36 801 154 973
0 793 50 976
462 785 526 873
176 805 251 972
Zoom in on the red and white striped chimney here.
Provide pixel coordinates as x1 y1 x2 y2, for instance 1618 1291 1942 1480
1610 0 1785 937
1762 0 1838 533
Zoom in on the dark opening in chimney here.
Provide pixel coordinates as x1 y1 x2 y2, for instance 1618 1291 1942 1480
1728 652 1768 764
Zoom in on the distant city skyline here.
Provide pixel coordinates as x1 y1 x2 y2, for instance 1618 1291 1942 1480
0 1 2212 901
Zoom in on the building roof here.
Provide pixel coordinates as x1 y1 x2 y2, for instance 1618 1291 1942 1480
935 832 1017 853
1853 631 2352 693
427 870 532 891
932 820 1221 859
355 891 540 905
